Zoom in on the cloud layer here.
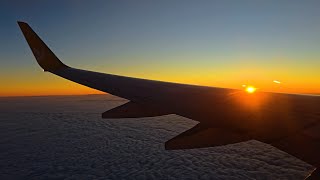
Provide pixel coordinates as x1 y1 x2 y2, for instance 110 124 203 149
0 95 314 179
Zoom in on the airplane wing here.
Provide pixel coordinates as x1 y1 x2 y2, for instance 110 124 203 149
18 21 320 179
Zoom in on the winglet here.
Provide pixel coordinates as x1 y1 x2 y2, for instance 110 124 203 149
18 21 68 72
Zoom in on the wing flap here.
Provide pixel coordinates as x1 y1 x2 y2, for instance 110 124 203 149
270 125 320 168
102 102 170 119
165 123 251 150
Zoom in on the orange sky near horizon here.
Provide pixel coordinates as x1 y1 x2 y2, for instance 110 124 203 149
1 62 319 97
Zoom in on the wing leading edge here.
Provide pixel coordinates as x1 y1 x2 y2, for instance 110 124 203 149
18 21 320 179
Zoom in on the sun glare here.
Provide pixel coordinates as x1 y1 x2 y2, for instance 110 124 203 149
245 86 256 94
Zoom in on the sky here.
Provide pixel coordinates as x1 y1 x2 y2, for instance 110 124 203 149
1 0 320 96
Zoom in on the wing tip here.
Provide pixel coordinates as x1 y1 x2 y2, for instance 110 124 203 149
17 21 29 29
18 21 69 72
17 21 27 25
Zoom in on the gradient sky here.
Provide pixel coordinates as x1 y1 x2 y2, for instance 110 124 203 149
1 0 320 96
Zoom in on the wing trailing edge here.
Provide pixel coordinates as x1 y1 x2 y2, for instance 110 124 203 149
102 102 170 119
165 123 251 150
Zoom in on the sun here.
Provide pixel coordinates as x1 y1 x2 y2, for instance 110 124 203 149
245 86 256 94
